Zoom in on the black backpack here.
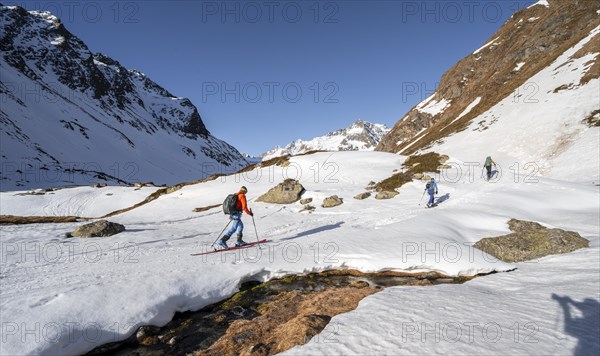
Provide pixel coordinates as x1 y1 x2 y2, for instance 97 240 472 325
223 193 240 215
426 182 432 190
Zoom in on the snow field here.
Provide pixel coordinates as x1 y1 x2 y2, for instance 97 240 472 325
1 151 598 355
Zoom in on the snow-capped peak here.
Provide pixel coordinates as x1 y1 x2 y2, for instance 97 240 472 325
527 0 550 9
261 120 389 160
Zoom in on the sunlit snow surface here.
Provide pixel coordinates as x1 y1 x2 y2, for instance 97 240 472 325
1 150 598 355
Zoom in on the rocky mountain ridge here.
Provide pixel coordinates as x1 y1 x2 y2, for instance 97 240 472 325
0 4 249 190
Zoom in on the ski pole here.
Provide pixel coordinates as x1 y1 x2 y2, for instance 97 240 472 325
418 190 426 206
210 219 232 248
251 210 259 243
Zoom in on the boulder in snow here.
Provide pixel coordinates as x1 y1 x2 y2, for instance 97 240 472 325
300 198 313 205
322 195 343 208
256 179 305 204
474 219 589 262
354 192 371 200
70 220 125 237
375 191 399 200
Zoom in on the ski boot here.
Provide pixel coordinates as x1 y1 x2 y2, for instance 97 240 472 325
218 236 230 249
235 233 247 247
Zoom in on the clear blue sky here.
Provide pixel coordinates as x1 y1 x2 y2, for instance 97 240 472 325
13 0 538 155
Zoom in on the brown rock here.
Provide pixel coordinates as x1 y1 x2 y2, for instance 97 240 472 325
354 192 371 200
322 195 343 208
70 220 125 237
256 179 305 204
299 198 313 205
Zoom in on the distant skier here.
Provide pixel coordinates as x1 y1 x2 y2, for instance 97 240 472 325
425 178 438 208
484 156 497 181
219 186 253 248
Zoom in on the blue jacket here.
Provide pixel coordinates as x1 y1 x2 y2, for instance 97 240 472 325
426 180 438 194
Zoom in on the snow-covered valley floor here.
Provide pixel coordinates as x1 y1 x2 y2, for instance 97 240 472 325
1 152 598 355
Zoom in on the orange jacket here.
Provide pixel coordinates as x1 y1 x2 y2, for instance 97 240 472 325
236 191 252 215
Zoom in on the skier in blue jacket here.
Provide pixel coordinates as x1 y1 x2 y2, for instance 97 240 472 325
425 178 438 208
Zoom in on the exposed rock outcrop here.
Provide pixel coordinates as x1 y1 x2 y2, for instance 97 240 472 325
474 219 589 262
256 179 305 204
70 220 125 237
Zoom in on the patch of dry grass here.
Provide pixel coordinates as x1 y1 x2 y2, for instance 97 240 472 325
374 171 413 192
193 204 221 213
0 215 81 225
374 152 444 192
235 155 290 174
403 152 442 174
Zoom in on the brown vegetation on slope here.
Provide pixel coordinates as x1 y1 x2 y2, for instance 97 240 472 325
0 215 82 225
377 1 600 155
375 152 444 192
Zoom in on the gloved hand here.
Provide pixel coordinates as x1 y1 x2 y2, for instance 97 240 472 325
435 191 438 194
249 209 254 216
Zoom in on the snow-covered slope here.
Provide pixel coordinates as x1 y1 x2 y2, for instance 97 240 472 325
261 120 389 160
432 25 600 182
377 0 600 183
0 5 249 191
0 186 160 217
0 151 598 355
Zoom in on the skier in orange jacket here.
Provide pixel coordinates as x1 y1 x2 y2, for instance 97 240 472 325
219 186 253 248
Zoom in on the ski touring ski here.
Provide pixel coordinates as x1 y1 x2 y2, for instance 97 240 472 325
191 239 268 256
